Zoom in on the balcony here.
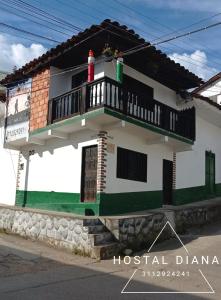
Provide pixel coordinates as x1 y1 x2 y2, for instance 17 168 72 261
47 76 195 142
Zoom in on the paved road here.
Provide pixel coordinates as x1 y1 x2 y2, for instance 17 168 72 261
0 222 220 300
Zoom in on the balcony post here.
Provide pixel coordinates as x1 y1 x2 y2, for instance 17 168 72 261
80 83 88 114
122 88 128 115
47 99 53 125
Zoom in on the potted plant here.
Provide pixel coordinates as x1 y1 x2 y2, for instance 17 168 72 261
102 44 118 62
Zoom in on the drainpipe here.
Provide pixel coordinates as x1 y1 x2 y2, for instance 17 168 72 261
116 54 123 84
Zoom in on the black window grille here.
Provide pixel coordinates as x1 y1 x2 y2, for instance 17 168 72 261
117 147 147 182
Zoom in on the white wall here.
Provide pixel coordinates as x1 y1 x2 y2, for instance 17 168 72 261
0 118 19 205
0 102 5 118
104 60 178 109
17 114 221 196
49 60 179 109
19 131 98 193
105 129 173 193
176 114 221 189
18 126 174 195
49 63 105 99
200 80 221 98
49 66 73 99
200 79 221 104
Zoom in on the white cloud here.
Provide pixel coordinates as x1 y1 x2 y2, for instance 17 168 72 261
0 35 47 72
169 50 217 80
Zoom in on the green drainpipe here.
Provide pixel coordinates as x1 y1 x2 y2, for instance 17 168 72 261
116 57 123 84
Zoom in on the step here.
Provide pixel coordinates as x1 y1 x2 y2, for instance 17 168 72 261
87 224 109 234
92 242 120 259
90 232 114 246
83 218 102 226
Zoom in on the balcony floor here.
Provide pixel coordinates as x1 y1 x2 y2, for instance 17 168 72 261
19 107 193 152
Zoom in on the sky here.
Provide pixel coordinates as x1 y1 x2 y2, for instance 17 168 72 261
0 0 221 80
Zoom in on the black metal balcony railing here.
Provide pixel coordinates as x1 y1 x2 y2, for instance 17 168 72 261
47 76 195 141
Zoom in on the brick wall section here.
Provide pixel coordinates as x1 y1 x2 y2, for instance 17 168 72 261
30 68 50 132
97 131 107 193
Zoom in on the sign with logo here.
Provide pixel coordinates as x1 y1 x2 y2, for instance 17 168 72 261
5 79 31 142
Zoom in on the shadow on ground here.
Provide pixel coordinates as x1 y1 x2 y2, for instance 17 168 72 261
0 241 214 300
134 220 221 255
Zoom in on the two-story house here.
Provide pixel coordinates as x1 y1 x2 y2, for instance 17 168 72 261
1 20 221 216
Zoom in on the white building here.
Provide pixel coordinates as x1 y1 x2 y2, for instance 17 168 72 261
0 71 19 205
193 72 221 104
1 20 221 215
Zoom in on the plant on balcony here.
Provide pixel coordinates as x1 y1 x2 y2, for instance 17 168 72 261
102 44 119 62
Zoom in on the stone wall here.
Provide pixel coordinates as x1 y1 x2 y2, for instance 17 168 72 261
102 213 170 251
0 199 221 259
119 214 170 250
0 206 94 256
174 199 221 233
103 198 221 253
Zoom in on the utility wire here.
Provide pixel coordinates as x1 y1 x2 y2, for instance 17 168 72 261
101 0 221 65
3 16 221 87
1 29 107 87
123 22 221 57
111 0 221 62
112 0 172 34
56 0 221 75
0 1 71 37
8 0 143 45
112 0 220 42
14 0 82 32
12 0 219 71
152 12 221 42
4 0 221 70
0 29 56 45
0 22 60 43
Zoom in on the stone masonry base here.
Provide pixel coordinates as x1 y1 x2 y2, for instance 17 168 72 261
0 198 221 259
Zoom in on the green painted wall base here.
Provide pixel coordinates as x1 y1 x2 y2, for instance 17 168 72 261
173 183 221 206
173 186 206 205
99 191 162 215
16 189 163 216
15 184 221 216
16 190 99 215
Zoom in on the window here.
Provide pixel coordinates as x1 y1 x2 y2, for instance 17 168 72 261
117 147 147 182
72 70 87 88
123 74 153 99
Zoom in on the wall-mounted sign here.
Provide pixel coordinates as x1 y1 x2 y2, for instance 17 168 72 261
5 79 31 143
5 121 29 142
